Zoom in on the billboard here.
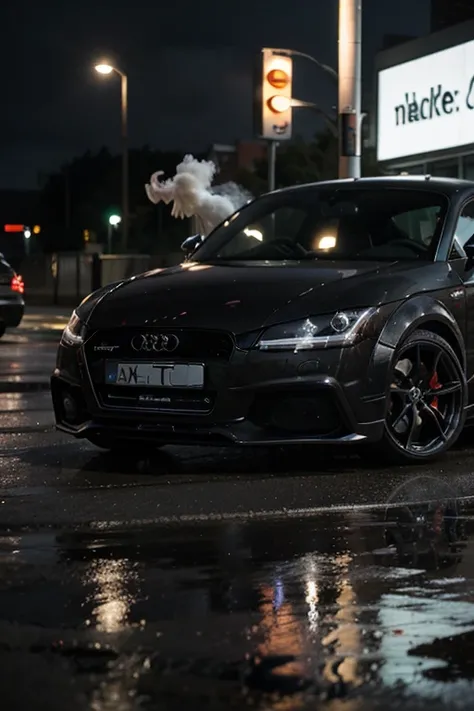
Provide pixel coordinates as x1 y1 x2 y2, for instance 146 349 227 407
377 39 474 162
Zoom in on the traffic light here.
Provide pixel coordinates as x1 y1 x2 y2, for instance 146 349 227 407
254 49 293 141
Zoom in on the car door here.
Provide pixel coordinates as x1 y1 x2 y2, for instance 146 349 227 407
448 198 474 391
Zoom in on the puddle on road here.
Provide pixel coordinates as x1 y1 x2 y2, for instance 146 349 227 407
1 482 474 709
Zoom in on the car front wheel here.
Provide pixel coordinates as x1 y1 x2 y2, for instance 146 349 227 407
379 329 467 464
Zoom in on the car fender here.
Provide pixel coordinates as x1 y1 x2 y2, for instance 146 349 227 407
364 295 466 401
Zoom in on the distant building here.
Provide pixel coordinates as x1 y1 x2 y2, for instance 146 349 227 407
431 0 474 32
208 141 266 183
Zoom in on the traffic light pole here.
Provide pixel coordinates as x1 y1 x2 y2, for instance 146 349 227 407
268 141 277 192
338 0 362 179
264 1 363 181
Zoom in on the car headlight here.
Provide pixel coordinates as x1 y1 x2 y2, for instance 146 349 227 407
256 308 376 351
61 311 86 346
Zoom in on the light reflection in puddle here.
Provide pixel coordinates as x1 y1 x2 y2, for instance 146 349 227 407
86 558 139 633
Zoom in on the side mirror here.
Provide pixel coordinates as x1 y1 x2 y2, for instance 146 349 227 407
181 234 204 258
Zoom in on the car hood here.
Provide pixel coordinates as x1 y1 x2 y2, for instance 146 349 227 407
86 260 454 333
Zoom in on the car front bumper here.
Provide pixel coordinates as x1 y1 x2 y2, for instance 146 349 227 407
51 330 388 447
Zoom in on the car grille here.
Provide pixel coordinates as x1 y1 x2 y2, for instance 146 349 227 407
84 327 233 414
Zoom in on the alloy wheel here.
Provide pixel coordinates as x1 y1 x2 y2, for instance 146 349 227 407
385 339 464 458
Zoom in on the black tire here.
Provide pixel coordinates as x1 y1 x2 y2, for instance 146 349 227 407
85 432 164 452
0 325 5 339
376 329 467 465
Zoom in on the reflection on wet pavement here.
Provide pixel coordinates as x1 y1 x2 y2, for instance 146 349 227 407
1 491 474 709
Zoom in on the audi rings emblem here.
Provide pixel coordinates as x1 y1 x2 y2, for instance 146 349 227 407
131 333 180 353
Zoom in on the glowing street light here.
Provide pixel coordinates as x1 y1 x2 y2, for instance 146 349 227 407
94 60 129 252
94 63 114 75
108 214 122 227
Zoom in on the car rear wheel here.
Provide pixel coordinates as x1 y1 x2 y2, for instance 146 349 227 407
0 325 5 339
379 329 467 464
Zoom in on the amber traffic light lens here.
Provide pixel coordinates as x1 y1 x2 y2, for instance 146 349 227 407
267 69 289 89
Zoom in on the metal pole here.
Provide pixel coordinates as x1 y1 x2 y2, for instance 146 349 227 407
121 72 129 252
268 140 277 192
338 0 362 179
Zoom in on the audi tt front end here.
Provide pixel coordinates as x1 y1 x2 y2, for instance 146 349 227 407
51 290 383 449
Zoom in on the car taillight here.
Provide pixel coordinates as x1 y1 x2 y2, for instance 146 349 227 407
11 275 24 295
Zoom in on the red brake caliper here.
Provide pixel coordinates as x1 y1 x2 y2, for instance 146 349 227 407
429 371 442 410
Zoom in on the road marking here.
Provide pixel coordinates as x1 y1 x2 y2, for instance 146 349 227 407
88 494 474 529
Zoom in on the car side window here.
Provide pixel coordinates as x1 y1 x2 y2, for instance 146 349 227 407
391 206 440 246
452 201 474 259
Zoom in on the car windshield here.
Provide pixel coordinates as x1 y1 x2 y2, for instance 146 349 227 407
192 187 449 263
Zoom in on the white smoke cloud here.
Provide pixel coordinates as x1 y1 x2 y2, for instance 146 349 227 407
145 154 252 236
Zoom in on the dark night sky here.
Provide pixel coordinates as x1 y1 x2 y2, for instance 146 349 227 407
0 0 430 189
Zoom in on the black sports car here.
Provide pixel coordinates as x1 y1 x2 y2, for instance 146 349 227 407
52 176 474 463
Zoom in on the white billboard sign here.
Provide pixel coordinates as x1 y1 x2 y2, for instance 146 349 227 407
377 39 474 162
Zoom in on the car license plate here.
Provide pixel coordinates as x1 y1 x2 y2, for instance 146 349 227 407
105 362 204 388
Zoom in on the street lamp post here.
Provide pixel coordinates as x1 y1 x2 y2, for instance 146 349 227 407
95 63 129 252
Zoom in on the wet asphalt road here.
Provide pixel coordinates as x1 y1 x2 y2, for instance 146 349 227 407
2 309 474 709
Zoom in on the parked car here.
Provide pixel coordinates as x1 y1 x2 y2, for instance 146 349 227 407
0 253 25 338
51 176 474 464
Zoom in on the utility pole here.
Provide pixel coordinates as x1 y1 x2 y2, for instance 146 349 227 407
338 0 362 179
